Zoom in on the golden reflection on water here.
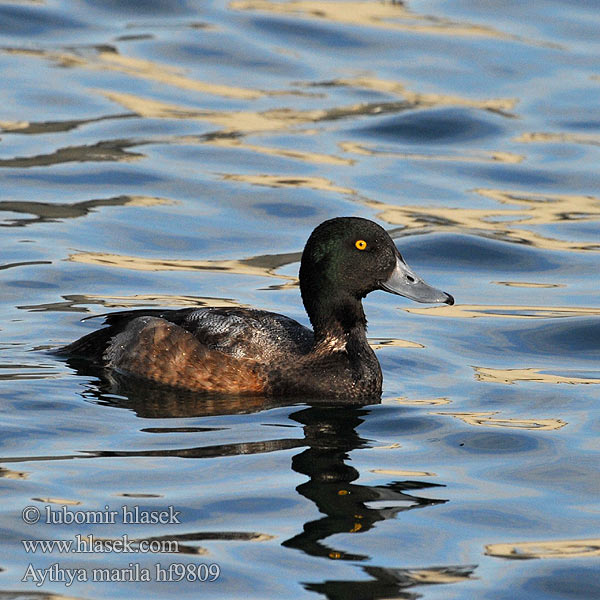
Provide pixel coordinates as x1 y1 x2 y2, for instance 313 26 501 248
515 132 600 146
32 497 81 506
98 89 327 133
98 82 517 140
340 142 524 164
436 411 566 431
221 173 355 195
407 568 474 584
208 137 354 166
67 251 298 280
406 304 600 319
1 0 44 5
369 338 424 350
327 77 518 116
230 0 538 44
367 189 600 253
0 119 33 131
492 281 565 288
3 47 272 100
81 294 242 309
3 47 540 177
98 88 408 136
387 397 451 406
375 442 402 450
474 367 600 385
0 467 28 480
485 538 600 559
370 468 437 477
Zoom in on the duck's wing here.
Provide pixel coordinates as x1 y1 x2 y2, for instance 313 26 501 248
56 308 179 361
176 307 314 361
58 307 313 363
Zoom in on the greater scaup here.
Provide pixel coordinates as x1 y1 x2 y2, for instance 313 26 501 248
59 217 453 398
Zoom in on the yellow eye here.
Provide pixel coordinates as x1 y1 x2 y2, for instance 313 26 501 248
355 239 367 251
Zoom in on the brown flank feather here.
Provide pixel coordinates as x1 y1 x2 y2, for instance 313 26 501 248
104 317 267 394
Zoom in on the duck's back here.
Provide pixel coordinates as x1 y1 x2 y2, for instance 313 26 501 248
178 307 314 361
64 307 314 361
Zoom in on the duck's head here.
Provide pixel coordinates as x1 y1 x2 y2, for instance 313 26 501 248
300 217 453 326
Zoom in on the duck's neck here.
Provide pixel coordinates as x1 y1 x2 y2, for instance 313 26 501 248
301 281 382 397
305 291 369 350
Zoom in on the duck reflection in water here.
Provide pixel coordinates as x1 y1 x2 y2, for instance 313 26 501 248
72 373 475 599
283 405 446 561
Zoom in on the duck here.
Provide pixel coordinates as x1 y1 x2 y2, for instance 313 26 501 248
59 217 453 399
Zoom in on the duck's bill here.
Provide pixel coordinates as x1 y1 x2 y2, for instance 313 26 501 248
380 256 454 305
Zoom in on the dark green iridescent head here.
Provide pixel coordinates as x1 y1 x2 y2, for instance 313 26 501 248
299 217 453 334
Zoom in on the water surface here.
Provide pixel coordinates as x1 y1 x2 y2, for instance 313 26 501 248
1 0 599 598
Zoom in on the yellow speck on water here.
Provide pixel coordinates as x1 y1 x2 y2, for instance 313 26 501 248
486 538 600 559
375 442 402 450
387 397 450 406
337 489 349 495
371 469 437 477
0 468 28 480
474 367 600 386
436 411 567 430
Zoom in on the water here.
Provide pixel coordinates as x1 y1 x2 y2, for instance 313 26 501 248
1 0 599 598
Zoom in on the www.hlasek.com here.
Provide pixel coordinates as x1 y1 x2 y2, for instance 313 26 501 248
23 534 178 554
21 503 220 586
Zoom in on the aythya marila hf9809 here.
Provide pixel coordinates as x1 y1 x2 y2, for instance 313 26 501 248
59 217 454 399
